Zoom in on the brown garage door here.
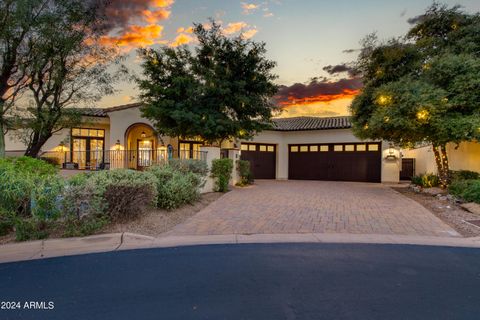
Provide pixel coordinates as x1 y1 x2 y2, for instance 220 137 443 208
289 143 381 182
240 143 276 179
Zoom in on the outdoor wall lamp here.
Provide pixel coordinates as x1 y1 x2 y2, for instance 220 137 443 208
141 131 147 138
115 140 121 150
385 144 397 160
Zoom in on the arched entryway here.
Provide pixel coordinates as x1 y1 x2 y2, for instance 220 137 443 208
125 123 158 170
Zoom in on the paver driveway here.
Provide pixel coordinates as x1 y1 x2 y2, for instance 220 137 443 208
168 180 459 237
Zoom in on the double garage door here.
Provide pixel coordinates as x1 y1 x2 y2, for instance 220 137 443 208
289 143 381 182
240 142 382 182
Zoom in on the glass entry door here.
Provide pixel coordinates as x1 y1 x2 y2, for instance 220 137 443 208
72 138 104 169
137 140 153 169
179 141 203 159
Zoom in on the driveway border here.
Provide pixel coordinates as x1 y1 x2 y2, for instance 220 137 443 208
1 232 480 264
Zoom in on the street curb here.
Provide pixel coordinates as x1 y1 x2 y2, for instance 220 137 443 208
1 232 480 264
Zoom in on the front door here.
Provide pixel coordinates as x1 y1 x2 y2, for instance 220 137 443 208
72 138 104 169
137 139 154 170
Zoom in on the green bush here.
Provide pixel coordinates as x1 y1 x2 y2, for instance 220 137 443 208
411 173 440 188
168 158 209 177
63 169 157 221
237 160 254 185
148 165 202 209
14 218 50 241
210 158 233 192
63 215 109 238
0 208 15 236
451 170 480 181
449 179 480 203
0 157 62 217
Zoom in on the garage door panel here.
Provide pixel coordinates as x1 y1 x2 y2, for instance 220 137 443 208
289 143 381 182
241 143 276 179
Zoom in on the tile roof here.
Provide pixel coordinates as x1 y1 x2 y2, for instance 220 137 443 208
271 116 352 131
77 108 108 117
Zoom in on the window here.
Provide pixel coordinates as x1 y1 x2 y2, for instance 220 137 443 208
291 146 298 152
368 144 379 151
310 145 318 152
320 145 329 152
345 145 355 152
356 144 366 151
248 144 256 151
259 145 267 152
241 144 248 151
72 128 104 137
267 146 275 152
334 145 343 152
300 146 308 152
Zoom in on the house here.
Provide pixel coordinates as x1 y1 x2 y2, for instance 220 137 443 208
5 102 478 183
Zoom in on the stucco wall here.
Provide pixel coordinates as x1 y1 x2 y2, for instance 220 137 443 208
5 116 109 154
106 107 175 149
402 141 480 175
447 142 480 173
245 129 400 183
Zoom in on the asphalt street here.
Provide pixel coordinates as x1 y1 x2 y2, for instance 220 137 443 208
1 243 479 320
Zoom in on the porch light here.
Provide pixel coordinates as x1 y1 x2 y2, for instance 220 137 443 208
115 140 121 150
141 131 147 138
385 143 397 160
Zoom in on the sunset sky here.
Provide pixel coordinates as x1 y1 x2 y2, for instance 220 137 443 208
98 0 480 118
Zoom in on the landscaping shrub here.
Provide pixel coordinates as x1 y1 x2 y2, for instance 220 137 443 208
0 157 62 218
237 160 254 186
449 179 480 203
14 218 50 241
168 158 209 177
451 170 480 181
63 215 109 238
63 169 157 222
210 158 233 192
411 173 440 188
148 165 202 209
0 208 15 236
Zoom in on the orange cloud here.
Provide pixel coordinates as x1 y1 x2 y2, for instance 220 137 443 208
142 9 171 24
241 28 258 39
242 3 259 14
99 24 165 49
176 26 194 33
152 0 174 7
279 89 360 107
170 33 194 47
223 22 248 34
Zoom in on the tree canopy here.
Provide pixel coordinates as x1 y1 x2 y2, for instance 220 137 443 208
137 20 278 143
350 3 480 186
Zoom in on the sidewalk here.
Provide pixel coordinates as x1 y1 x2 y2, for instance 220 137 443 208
1 232 480 264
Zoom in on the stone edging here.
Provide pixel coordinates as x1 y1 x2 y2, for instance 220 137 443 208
1 232 480 264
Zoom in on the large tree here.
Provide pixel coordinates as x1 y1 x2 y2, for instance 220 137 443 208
137 20 278 143
350 3 480 187
0 0 50 157
20 0 118 157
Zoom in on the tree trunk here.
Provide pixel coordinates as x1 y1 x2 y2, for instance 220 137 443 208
432 144 450 188
24 133 52 158
0 119 5 158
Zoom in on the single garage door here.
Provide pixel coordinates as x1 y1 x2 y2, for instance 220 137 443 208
289 142 381 182
241 143 276 179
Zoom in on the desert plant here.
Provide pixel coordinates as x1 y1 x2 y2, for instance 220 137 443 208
451 170 480 181
237 160 254 186
14 218 50 241
0 208 15 236
63 214 109 238
168 158 209 177
411 173 440 188
210 158 233 192
63 169 157 222
449 179 480 204
148 165 202 209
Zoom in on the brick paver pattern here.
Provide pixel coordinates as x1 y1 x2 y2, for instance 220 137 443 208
168 180 459 237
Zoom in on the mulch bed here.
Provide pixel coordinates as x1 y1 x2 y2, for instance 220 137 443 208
392 187 480 237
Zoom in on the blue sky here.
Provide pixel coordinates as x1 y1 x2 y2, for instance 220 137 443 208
99 0 480 117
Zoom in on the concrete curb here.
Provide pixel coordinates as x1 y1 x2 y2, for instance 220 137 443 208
1 232 480 264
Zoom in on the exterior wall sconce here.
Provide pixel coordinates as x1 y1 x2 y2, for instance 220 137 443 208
385 144 397 160
141 131 147 138
115 140 121 150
